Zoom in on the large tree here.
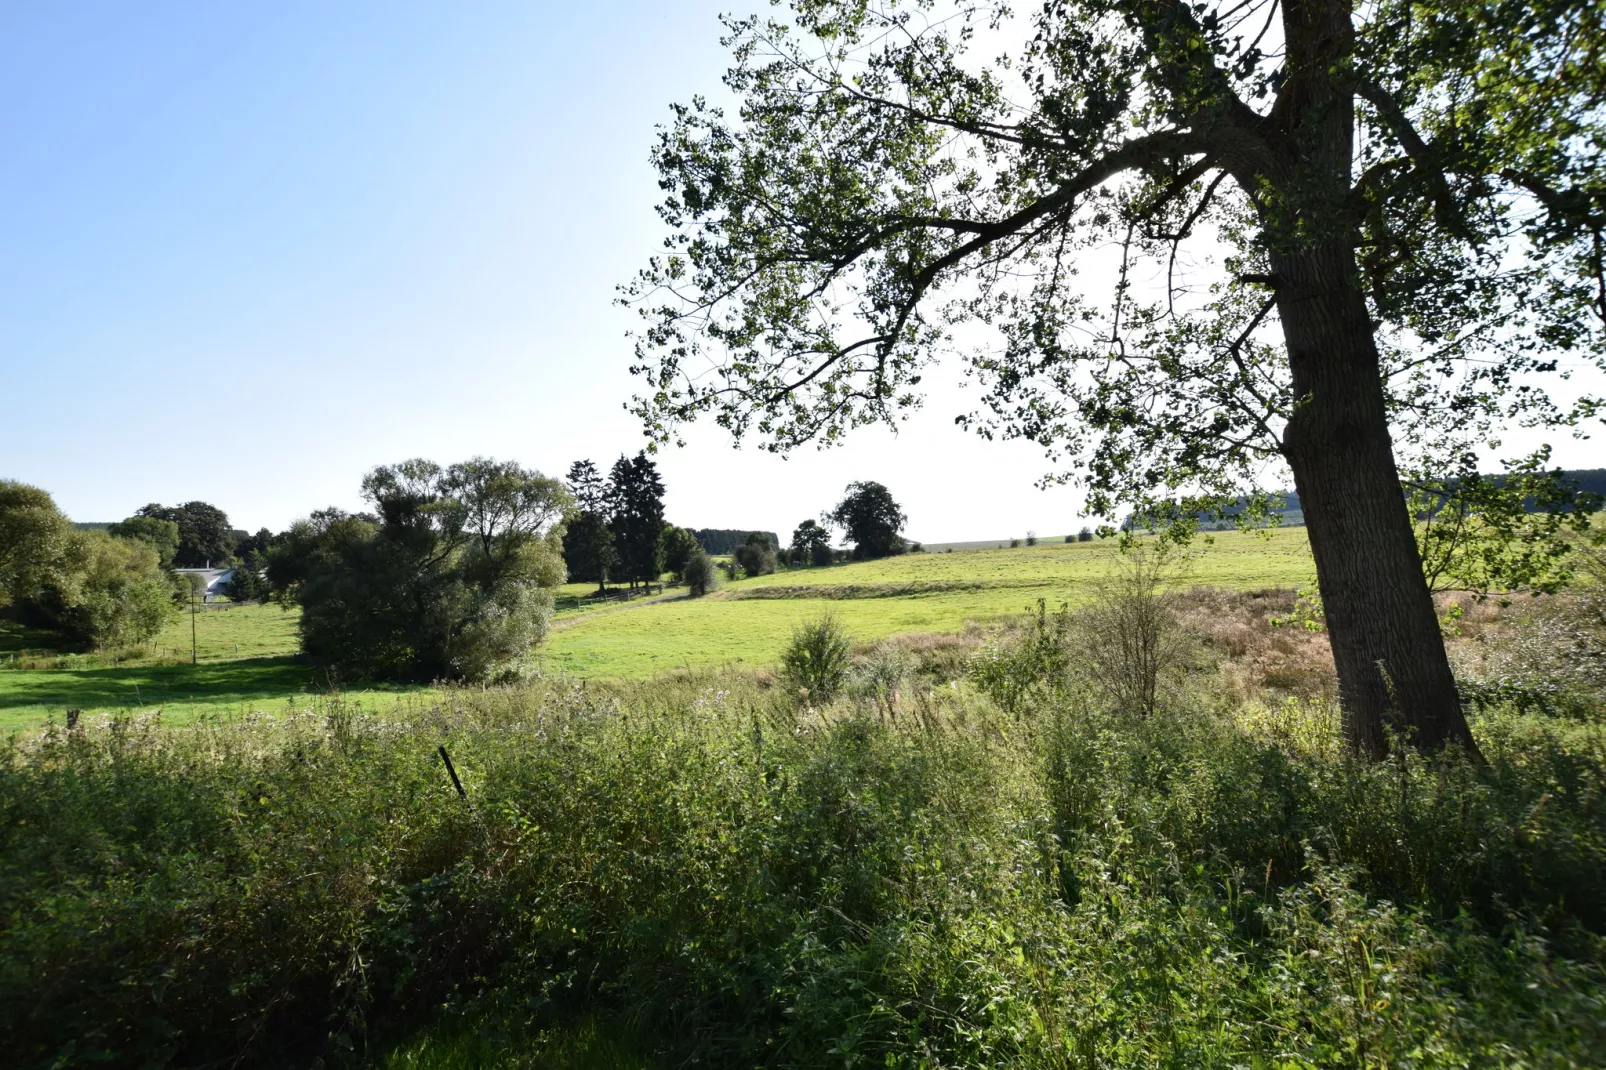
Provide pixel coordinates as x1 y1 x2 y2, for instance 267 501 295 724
827 482 908 559
625 0 1606 755
137 501 235 568
269 459 569 682
609 452 668 588
563 459 620 591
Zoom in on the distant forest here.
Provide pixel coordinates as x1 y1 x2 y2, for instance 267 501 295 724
1133 469 1606 530
693 529 782 555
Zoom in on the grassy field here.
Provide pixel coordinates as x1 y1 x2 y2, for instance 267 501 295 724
0 603 441 732
543 528 1316 677
1 532 1316 727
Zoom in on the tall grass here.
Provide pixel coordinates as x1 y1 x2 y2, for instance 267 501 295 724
1 669 1603 1067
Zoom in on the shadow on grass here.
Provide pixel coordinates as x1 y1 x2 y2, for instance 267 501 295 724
0 656 318 726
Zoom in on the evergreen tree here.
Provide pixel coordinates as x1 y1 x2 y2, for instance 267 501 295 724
609 452 667 589
563 459 618 593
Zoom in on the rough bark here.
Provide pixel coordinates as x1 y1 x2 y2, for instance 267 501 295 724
1274 244 1479 756
1246 0 1478 757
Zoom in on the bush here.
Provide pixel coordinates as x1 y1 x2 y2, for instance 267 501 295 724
780 613 853 701
685 547 718 597
969 599 1075 715
1077 526 1094 542
848 640 915 716
4 678 1606 1069
271 460 569 682
1074 544 1194 717
45 533 175 648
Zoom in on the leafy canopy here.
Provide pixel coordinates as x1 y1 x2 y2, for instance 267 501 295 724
625 0 1605 520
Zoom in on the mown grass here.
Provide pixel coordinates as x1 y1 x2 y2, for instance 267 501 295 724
2 669 1601 1069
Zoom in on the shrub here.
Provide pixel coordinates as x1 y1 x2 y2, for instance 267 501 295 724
1073 544 1194 717
969 599 1075 715
1077 526 1094 542
1026 531 1037 546
849 641 915 716
685 547 718 597
5 678 1605 1069
780 613 853 701
271 459 569 682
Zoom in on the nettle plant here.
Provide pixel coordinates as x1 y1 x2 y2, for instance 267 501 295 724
624 0 1606 756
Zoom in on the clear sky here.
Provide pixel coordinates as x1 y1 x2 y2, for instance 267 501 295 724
1 3 1595 542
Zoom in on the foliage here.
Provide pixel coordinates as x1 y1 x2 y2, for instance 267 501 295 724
1073 544 1195 718
565 459 610 515
690 529 782 556
659 525 701 582
29 532 176 649
733 531 778 578
137 502 235 568
1411 448 1604 598
560 512 616 591
106 516 180 568
607 452 666 588
684 547 718 598
825 481 907 560
969 599 1076 717
2 485 174 650
789 518 834 566
268 459 569 683
0 482 73 611
1077 527 1094 543
2 676 1604 1068
779 613 853 701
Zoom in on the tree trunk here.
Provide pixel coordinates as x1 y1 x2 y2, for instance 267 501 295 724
1274 243 1479 758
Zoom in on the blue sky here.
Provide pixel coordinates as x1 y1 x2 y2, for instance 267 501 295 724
2 4 1594 542
1 0 1082 542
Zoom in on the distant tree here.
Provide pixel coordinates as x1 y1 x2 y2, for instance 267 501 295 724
690 528 782 555
0 481 74 610
1010 538 1021 549
566 459 610 514
609 452 667 589
272 459 568 682
791 519 834 567
660 525 701 582
2 485 173 648
563 458 618 592
37 532 174 648
137 502 235 568
685 547 718 596
1026 532 1037 547
1078 527 1094 543
826 482 907 560
233 527 277 561
441 457 570 585
108 516 181 568
563 513 617 593
734 531 779 577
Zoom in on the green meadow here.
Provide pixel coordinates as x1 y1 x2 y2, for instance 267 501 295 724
0 531 1317 729
0 603 440 731
542 528 1316 677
